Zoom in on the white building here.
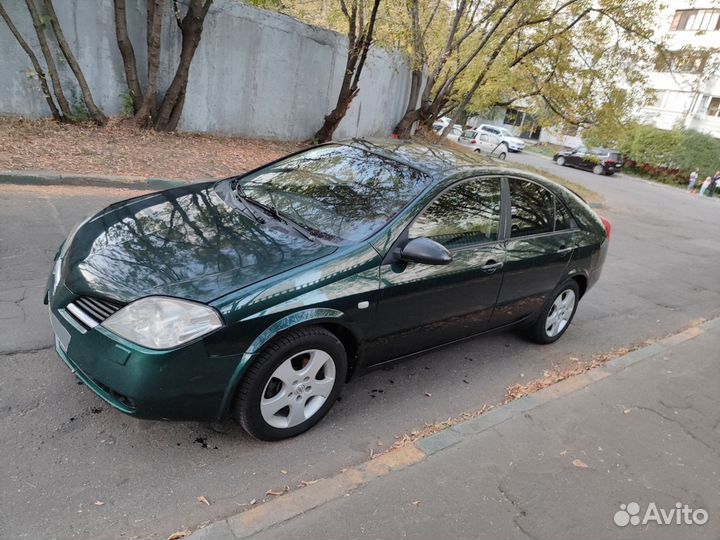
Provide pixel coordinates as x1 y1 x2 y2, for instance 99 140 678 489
637 2 720 138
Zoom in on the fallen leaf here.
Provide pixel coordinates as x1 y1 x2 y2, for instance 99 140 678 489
280 469 288 475
197 495 210 506
167 530 191 540
265 486 290 497
412 500 421 506
93 501 105 506
250 498 257 505
424 392 432 397
623 408 632 414
559 450 568 456
572 458 589 468
299 480 319 487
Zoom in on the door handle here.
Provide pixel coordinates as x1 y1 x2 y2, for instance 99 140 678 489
481 260 504 273
558 246 573 255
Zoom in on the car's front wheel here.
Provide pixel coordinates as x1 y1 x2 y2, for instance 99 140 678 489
556 156 566 166
235 327 347 440
528 280 580 344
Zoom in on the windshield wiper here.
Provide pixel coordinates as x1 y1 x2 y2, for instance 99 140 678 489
235 181 318 242
233 180 265 224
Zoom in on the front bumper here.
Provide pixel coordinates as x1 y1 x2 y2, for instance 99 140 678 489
48 284 242 421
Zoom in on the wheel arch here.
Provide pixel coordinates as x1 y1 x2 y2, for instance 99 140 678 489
216 308 362 420
570 273 588 298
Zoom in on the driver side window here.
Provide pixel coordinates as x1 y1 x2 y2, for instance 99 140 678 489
409 178 502 249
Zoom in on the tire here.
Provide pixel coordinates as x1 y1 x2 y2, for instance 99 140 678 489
498 151 507 160
556 156 566 166
527 280 580 344
593 164 604 175
235 326 347 441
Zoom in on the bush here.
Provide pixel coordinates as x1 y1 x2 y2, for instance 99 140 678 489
590 123 720 185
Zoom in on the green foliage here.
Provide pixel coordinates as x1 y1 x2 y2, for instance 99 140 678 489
119 89 135 117
589 122 720 184
675 130 720 177
68 90 91 123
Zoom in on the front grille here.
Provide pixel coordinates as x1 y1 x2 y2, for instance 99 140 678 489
66 296 124 328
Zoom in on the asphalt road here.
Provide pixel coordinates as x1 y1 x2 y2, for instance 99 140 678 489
1 159 719 539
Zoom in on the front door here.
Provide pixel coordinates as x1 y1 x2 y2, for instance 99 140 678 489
370 177 506 362
490 178 576 328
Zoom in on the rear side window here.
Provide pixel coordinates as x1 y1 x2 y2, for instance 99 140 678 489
554 200 573 230
509 179 573 237
410 178 502 249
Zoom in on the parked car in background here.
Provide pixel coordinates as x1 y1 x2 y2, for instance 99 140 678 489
46 140 610 440
458 130 509 160
477 124 525 152
553 147 623 176
432 122 463 140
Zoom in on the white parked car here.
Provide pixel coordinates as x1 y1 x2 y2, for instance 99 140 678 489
476 124 525 152
458 130 509 160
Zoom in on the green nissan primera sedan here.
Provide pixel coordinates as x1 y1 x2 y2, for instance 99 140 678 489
46 139 610 440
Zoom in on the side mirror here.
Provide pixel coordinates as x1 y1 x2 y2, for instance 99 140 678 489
401 237 452 265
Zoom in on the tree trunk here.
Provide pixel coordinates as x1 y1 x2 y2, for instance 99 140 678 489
113 0 142 112
23 0 71 119
314 0 381 143
135 0 163 127
394 107 422 138
43 0 107 125
0 1 61 120
314 88 357 143
154 0 212 131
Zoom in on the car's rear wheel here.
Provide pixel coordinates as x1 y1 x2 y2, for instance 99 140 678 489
498 151 507 160
235 327 347 440
593 164 604 175
528 280 580 344
556 156 566 166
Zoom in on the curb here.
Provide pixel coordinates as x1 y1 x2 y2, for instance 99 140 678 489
0 169 190 190
187 317 717 540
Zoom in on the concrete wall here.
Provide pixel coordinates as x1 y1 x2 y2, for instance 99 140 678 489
0 0 415 140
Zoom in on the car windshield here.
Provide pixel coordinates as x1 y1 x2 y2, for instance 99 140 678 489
237 145 432 244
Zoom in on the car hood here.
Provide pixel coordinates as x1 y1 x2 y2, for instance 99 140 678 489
504 136 524 144
62 181 336 304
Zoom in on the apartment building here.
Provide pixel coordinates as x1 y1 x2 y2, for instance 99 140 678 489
637 2 720 138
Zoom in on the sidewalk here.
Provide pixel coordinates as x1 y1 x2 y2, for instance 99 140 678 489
191 319 720 540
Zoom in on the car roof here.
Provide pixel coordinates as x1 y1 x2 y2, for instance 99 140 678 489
335 139 579 202
340 138 493 176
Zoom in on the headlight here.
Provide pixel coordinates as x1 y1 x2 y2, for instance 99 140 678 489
102 296 223 349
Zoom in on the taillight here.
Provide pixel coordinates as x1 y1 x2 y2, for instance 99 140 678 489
471 139 477 144
600 216 612 240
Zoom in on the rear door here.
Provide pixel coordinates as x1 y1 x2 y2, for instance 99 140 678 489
372 177 506 361
567 146 587 168
489 177 576 328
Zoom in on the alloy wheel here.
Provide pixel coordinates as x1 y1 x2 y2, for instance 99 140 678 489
260 349 337 429
545 289 576 337
557 156 565 166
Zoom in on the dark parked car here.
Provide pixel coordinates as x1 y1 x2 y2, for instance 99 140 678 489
553 146 623 175
46 140 610 440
